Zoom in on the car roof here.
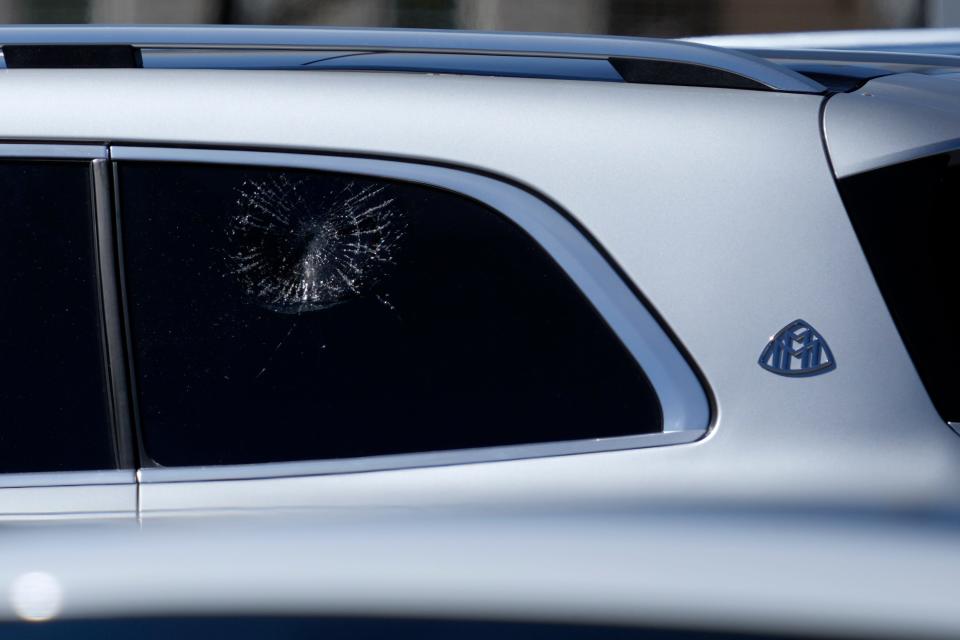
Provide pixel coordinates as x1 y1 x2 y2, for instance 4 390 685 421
687 28 960 55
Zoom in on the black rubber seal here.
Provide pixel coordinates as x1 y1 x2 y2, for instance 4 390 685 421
610 57 770 91
3 45 142 68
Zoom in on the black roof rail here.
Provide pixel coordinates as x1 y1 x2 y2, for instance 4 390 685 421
0 26 827 93
3 44 140 68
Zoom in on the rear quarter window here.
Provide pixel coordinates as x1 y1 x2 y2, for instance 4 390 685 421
837 153 960 422
118 162 662 467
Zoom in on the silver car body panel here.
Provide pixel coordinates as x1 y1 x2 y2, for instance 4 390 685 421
0 470 135 519
0 510 959 639
0 69 954 513
824 72 960 177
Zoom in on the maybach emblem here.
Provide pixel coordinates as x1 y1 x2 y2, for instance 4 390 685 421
758 319 835 377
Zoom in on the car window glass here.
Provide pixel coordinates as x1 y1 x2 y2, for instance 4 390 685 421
0 160 115 472
118 162 661 467
838 154 960 422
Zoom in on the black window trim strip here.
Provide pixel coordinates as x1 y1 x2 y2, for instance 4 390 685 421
92 158 138 469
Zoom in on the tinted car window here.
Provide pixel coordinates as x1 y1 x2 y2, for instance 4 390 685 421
838 154 960 422
118 162 661 467
0 160 115 472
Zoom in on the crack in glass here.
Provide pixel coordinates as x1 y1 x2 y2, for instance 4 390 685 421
225 175 405 314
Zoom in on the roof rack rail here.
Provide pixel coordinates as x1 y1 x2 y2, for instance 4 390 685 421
0 26 826 93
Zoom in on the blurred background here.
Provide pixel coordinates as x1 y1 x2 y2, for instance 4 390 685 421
7 0 960 36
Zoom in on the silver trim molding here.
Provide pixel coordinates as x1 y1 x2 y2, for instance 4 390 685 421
0 469 135 489
139 431 703 483
0 143 106 159
112 145 710 482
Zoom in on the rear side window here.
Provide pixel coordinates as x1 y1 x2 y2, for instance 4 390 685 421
837 154 960 422
118 162 661 467
0 161 115 472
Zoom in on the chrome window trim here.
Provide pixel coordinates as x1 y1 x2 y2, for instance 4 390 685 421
0 469 134 489
0 143 106 159
112 145 710 482
138 431 702 483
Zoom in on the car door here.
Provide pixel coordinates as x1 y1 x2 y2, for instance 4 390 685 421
0 145 135 519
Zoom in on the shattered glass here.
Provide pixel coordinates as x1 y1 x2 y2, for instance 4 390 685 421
225 175 405 314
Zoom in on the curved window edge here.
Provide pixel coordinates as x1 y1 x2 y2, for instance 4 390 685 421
138 431 703 483
111 145 710 479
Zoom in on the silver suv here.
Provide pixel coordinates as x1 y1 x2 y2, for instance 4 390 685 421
0 25 957 520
